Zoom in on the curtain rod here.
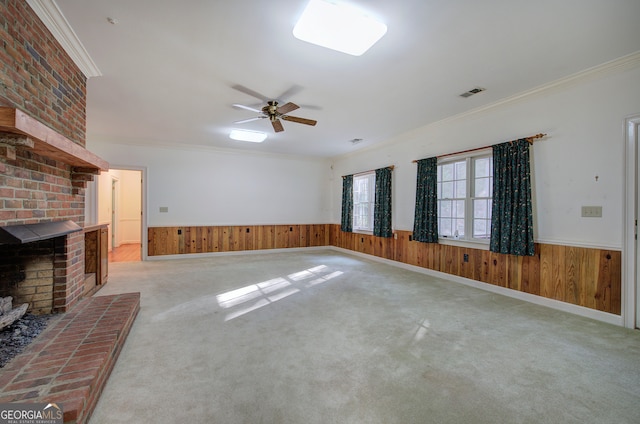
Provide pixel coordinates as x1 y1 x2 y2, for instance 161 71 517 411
342 165 394 178
412 133 547 163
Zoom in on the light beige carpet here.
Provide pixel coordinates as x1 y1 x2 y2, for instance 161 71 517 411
91 250 640 424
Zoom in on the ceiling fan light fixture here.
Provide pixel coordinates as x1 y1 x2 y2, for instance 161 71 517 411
293 0 387 56
229 129 267 143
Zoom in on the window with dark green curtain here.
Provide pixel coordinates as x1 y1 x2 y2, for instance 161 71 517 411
340 174 353 232
412 157 438 243
373 167 392 237
490 139 534 256
353 173 375 232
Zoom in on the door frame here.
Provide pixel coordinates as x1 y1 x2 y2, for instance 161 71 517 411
624 115 640 329
98 165 147 261
111 176 119 249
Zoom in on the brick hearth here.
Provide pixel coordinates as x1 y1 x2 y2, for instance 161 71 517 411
0 293 140 423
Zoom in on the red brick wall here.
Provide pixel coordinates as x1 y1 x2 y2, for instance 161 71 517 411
0 2 89 313
0 0 87 146
0 150 85 227
0 0 88 228
53 230 85 313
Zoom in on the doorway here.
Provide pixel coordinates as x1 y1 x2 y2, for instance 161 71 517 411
97 169 143 263
635 120 640 329
111 177 117 249
624 115 640 329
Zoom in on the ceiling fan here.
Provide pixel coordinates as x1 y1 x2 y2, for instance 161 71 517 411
233 100 317 133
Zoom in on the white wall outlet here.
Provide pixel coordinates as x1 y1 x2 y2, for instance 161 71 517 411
581 206 602 218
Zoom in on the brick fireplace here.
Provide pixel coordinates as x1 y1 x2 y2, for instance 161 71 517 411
0 2 108 314
0 6 139 421
0 228 85 314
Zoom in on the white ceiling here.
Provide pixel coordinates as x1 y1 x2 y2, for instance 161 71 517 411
54 0 640 158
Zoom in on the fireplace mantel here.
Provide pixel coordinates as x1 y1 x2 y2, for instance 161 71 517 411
0 106 108 171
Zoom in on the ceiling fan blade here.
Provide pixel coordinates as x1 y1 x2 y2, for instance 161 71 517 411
232 104 263 113
281 115 317 126
234 116 266 124
297 104 323 111
271 119 284 133
276 102 299 115
276 85 303 103
231 84 269 102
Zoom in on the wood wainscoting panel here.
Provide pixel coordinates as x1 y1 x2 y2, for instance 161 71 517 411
521 244 540 295
255 225 276 250
308 224 330 247
205 227 217 252
275 225 300 249
565 246 582 306
149 224 331 257
551 244 566 301
147 226 180 256
539 243 553 299
220 226 231 252
599 250 622 315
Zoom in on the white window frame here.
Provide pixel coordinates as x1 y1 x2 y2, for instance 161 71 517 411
437 149 493 244
352 172 375 233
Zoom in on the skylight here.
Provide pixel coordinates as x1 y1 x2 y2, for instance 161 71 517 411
293 0 387 56
229 129 267 143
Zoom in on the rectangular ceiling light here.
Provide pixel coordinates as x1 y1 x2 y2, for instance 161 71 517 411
293 0 387 56
229 129 267 143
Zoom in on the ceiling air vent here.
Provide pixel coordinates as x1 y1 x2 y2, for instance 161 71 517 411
459 87 486 98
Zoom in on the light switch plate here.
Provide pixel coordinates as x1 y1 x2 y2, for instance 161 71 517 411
581 206 602 218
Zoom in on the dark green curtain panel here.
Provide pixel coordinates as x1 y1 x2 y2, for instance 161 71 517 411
490 139 534 256
412 157 439 243
373 167 392 237
340 175 353 232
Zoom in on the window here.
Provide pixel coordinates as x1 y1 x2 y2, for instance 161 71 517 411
437 152 493 241
353 172 375 232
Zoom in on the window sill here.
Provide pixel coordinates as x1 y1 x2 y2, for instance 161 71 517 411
438 237 490 250
353 229 374 235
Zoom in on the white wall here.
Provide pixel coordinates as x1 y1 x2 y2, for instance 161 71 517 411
87 143 332 227
329 59 640 250
97 170 111 226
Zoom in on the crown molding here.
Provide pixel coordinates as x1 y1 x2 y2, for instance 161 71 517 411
26 0 101 78
332 50 640 161
444 50 640 124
